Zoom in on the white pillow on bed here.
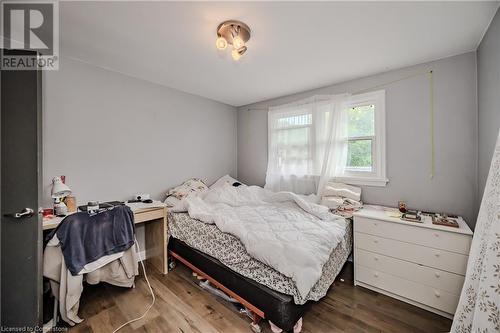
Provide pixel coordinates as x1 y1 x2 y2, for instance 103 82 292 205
164 178 208 212
164 196 180 207
210 175 245 189
170 199 188 212
166 178 208 200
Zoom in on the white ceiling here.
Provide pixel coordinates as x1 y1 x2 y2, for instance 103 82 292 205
60 1 499 107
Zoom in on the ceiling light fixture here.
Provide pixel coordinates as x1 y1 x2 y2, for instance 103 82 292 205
216 20 251 61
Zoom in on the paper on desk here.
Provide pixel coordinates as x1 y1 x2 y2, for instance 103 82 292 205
125 200 167 212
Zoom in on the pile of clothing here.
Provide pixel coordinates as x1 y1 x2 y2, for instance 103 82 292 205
320 182 363 218
44 205 138 325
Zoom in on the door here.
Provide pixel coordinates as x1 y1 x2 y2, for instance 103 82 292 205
1 49 43 329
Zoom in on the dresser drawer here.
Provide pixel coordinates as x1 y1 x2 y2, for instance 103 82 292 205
356 265 460 314
355 232 468 275
354 216 471 254
356 249 465 295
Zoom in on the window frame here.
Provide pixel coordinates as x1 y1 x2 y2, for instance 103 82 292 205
335 90 388 187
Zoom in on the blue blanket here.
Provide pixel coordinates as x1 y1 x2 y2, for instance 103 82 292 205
48 205 135 275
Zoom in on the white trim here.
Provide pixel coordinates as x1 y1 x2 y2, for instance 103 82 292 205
334 176 388 187
341 90 387 186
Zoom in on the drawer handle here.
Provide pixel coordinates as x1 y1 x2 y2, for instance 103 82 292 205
374 256 379 261
374 272 379 278
434 291 441 298
435 253 440 258
374 240 379 244
434 233 439 238
435 272 441 278
373 222 378 226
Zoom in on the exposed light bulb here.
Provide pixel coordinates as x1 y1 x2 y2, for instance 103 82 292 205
215 36 227 50
231 49 242 61
232 35 245 49
231 46 247 61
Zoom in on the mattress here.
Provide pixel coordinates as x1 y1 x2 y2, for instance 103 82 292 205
168 212 352 305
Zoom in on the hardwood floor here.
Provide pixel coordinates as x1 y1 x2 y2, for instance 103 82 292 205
67 262 452 333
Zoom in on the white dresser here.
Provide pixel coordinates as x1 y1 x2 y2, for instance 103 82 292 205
353 206 473 318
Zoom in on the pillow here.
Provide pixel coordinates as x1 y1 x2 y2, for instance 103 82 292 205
170 199 188 213
323 182 361 201
166 178 208 200
210 175 245 189
164 196 181 207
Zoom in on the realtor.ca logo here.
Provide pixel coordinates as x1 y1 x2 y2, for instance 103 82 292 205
1 0 59 70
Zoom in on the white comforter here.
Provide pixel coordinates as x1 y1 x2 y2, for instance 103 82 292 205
185 185 346 299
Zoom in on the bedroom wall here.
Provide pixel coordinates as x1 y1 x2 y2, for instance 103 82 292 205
237 52 478 227
43 56 237 249
477 7 500 203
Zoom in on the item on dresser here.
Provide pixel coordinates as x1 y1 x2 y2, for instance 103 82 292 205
401 211 422 223
398 201 407 213
433 215 459 228
353 206 473 318
421 211 437 218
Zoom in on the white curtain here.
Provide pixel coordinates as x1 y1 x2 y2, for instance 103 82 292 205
265 94 349 196
451 130 500 332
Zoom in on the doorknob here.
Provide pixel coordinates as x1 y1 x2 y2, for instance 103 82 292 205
3 208 35 219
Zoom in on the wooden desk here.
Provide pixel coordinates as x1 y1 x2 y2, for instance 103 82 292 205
42 206 168 274
134 206 168 274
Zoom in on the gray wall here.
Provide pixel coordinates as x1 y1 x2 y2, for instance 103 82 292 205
43 57 237 249
477 8 500 203
43 57 237 206
238 52 478 227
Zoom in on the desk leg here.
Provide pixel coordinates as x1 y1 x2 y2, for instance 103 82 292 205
144 215 168 274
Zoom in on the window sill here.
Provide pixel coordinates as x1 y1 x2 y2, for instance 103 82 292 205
333 176 388 187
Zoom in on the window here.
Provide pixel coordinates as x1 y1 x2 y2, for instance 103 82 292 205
346 104 375 172
274 112 313 174
266 91 387 191
337 90 387 185
268 98 334 178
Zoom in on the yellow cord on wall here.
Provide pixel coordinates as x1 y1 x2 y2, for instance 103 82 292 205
429 70 435 179
353 69 436 180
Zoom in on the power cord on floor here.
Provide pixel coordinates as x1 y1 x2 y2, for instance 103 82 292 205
112 238 156 332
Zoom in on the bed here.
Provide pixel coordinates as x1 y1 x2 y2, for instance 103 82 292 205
167 211 352 331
